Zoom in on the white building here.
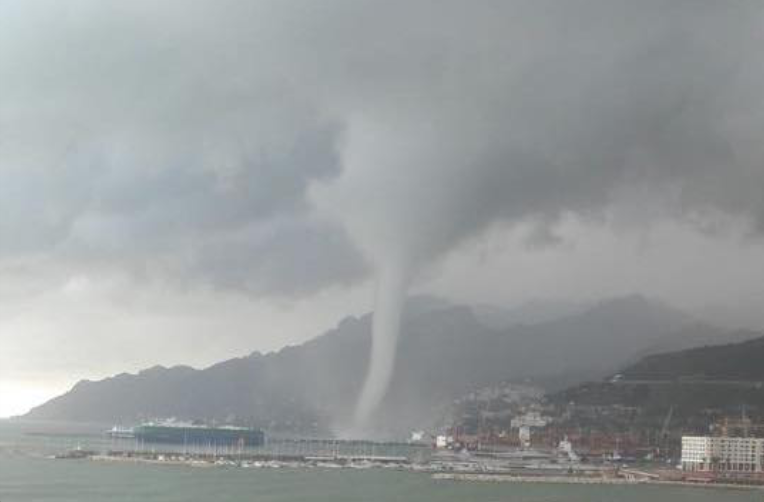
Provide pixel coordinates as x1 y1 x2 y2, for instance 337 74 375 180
558 436 580 462
682 436 764 473
435 435 454 449
510 411 548 429
518 426 531 448
511 411 549 448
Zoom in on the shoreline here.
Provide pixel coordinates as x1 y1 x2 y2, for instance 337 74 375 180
83 452 764 492
432 472 764 491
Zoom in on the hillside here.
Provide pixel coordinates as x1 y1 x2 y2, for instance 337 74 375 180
621 335 764 381
25 295 749 436
554 333 764 431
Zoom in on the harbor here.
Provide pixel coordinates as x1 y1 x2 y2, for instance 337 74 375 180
9 418 762 491
48 443 764 493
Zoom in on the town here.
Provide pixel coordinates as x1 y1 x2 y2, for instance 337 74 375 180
421 380 764 486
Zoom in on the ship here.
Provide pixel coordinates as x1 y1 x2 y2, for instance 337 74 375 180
132 421 265 447
106 426 135 439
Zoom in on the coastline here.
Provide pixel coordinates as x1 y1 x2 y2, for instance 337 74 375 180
82 451 764 492
432 472 764 491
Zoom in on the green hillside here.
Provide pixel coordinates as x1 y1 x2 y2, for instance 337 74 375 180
554 334 764 434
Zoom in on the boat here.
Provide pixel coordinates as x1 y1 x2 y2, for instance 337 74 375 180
106 426 135 439
132 421 265 447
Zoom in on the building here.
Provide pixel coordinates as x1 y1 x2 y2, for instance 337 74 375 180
681 436 764 473
511 411 549 448
435 435 454 449
132 422 265 447
518 426 532 448
510 411 548 429
558 436 580 462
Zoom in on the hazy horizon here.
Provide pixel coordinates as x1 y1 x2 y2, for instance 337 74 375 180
1 291 759 419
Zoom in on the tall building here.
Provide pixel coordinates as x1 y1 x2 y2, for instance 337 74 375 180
681 436 764 473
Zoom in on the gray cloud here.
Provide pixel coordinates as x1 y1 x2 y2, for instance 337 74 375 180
312 1 764 273
2 0 763 295
0 1 368 295
3 0 764 418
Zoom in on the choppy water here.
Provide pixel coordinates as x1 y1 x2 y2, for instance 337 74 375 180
0 420 760 502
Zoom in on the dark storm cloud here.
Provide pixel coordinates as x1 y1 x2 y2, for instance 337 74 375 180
0 0 366 295
1 0 763 295
313 0 764 272
0 117 360 295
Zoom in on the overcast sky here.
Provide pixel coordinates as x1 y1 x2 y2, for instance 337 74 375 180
2 0 764 417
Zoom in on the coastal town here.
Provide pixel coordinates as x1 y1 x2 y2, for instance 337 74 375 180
42 383 764 492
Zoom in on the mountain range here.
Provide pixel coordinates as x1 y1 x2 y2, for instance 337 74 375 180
25 295 758 437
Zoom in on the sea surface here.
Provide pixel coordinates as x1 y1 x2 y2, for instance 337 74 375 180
1 420 760 502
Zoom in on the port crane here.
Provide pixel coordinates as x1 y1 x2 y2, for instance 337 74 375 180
657 406 673 458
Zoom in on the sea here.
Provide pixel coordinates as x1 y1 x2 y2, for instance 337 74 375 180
0 420 760 502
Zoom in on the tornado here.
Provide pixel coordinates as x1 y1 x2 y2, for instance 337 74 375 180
353 260 410 430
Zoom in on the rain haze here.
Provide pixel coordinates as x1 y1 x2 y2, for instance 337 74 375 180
2 0 764 430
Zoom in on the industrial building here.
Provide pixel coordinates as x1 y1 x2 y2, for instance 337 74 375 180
681 436 764 473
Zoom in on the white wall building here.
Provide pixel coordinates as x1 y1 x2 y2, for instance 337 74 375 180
518 426 532 448
435 435 454 449
510 411 548 429
682 436 764 473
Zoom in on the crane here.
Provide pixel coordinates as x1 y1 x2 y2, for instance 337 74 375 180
658 406 674 458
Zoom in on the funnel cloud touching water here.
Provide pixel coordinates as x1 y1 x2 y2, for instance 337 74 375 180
353 261 410 429
309 2 764 424
3 1 764 420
